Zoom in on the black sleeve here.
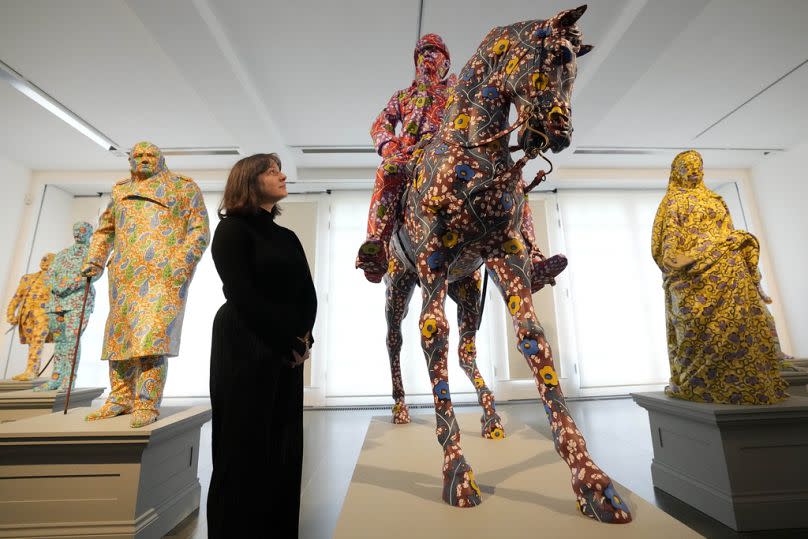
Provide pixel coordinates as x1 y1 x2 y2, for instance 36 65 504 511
289 230 318 349
211 218 298 350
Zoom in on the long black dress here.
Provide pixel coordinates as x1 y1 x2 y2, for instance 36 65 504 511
207 208 317 538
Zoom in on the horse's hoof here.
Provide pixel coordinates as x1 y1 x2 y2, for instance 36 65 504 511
576 482 633 524
442 457 482 508
392 402 411 424
481 414 505 439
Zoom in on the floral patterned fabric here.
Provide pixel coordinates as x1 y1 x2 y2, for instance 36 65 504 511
651 150 788 405
384 7 630 523
85 143 210 361
5 253 54 380
34 222 97 391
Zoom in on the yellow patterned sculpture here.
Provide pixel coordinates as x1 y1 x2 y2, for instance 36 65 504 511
652 150 787 404
5 254 54 381
82 141 210 427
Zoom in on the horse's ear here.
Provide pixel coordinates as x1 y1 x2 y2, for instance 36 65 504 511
559 4 587 26
578 44 594 57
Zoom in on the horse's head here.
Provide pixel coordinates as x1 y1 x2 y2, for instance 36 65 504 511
503 5 593 154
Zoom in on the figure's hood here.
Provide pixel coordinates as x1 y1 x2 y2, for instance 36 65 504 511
669 150 705 190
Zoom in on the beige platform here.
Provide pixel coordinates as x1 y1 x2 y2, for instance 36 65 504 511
335 411 701 538
0 379 49 393
0 405 211 538
0 386 104 422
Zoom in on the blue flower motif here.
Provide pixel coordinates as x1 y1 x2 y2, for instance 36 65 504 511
501 192 514 210
481 86 499 99
603 483 629 513
519 338 539 356
534 27 551 39
427 250 446 270
460 68 473 81
434 143 449 155
455 164 474 181
434 380 451 401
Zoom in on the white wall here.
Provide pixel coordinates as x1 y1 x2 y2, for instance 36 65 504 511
751 142 808 357
0 154 32 304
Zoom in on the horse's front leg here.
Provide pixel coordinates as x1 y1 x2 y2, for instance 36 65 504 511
485 249 632 523
448 272 504 440
383 258 418 424
419 267 481 507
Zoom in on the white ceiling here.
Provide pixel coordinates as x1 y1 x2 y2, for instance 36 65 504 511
0 0 807 180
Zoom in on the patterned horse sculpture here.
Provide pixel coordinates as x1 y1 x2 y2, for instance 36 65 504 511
383 261 505 439
390 5 632 522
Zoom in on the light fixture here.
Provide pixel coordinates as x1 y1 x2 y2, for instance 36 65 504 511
0 58 121 152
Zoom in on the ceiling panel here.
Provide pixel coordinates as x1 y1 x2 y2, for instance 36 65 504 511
208 0 420 147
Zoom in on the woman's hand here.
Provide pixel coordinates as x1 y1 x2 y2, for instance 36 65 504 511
287 332 312 368
757 283 773 304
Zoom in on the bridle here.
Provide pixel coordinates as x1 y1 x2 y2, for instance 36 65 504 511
448 29 558 193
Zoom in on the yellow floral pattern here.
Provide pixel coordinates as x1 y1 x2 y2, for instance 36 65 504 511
6 254 54 379
86 159 210 361
651 151 787 404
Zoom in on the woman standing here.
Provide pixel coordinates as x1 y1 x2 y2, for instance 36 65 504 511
208 153 317 537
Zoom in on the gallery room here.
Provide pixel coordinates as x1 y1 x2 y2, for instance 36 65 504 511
0 0 806 537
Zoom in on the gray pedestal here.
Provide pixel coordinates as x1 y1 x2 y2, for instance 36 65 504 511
0 387 105 423
782 361 808 397
632 391 808 531
0 379 49 392
0 405 211 538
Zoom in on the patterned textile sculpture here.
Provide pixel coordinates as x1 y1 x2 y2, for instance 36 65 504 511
387 6 631 522
5 253 54 381
83 141 210 428
33 222 97 391
651 150 788 405
357 34 567 290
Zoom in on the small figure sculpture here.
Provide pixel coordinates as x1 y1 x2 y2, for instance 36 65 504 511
33 222 96 392
83 141 210 427
651 150 788 404
5 253 54 381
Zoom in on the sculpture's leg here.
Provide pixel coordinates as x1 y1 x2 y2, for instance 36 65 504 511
131 355 168 428
448 272 504 439
384 260 418 424
12 321 48 381
419 269 481 507
33 312 67 391
85 359 137 420
485 252 632 523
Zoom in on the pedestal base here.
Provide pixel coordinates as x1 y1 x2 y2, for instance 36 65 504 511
782 360 808 397
0 387 104 422
632 391 808 531
0 405 211 538
0 379 49 393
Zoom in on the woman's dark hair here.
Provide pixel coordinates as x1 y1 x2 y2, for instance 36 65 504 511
218 153 282 219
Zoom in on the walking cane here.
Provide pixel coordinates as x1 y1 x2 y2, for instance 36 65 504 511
63 277 91 414
37 353 55 377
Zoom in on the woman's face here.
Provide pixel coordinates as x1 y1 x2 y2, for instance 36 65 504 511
258 161 287 204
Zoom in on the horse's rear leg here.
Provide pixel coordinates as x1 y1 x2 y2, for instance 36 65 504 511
485 252 632 523
448 272 505 440
384 260 418 424
419 271 481 507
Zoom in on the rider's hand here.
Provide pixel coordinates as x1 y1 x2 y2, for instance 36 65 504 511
380 140 401 158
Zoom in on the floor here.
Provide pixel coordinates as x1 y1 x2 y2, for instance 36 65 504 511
161 397 806 539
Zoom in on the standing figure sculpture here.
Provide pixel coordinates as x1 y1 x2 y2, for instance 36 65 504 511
5 253 54 381
83 141 210 428
387 5 631 521
651 150 788 405
33 222 97 392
